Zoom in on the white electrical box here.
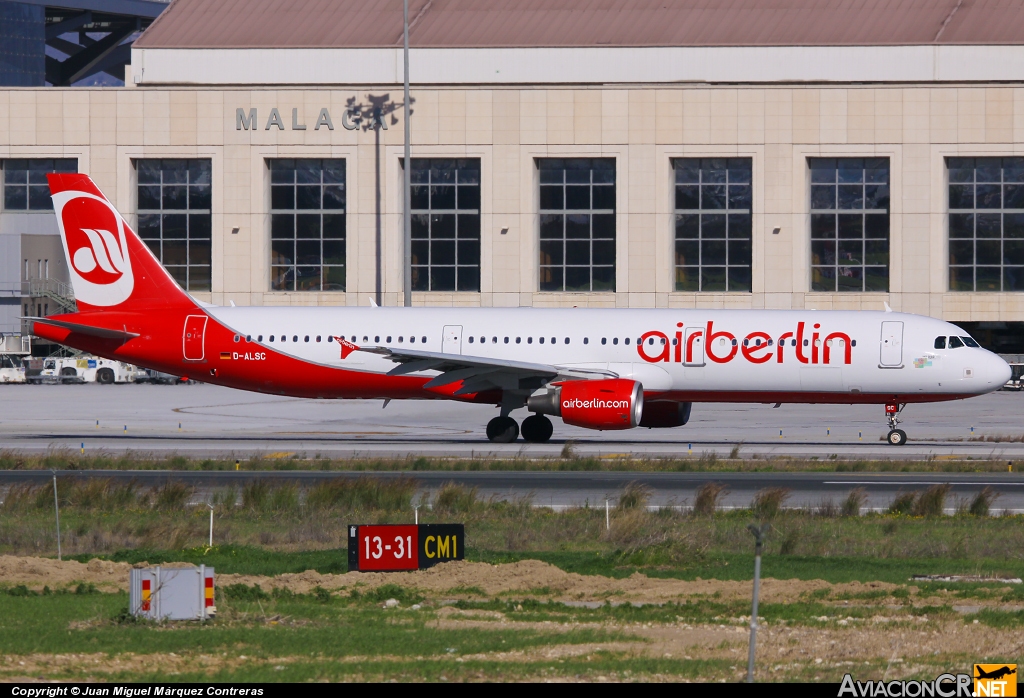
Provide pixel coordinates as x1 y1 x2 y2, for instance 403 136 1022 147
129 565 215 620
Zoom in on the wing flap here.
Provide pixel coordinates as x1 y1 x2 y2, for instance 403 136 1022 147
363 346 620 387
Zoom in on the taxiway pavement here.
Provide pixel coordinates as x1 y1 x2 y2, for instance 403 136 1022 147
0 383 1021 459
1 384 1022 510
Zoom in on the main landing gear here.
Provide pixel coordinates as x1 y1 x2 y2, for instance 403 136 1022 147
521 414 553 443
885 402 907 446
486 416 519 443
486 414 554 443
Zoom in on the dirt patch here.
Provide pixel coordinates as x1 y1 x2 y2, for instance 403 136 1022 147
0 555 131 591
427 615 1024 672
0 556 1014 608
0 651 254 681
219 559 900 604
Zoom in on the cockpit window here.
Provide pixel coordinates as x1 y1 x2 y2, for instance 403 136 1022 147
961 336 980 348
934 337 946 349
948 336 964 349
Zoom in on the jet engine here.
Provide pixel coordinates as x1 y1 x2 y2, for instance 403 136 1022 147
527 378 643 430
639 401 692 428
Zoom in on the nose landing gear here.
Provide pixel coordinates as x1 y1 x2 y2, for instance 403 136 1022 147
885 402 907 446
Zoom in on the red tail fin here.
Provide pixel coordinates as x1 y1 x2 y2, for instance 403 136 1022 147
47 173 197 313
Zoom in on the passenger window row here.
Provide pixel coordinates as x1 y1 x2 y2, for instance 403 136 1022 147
250 334 428 344
469 336 577 345
238 331 864 351
252 334 333 343
934 336 980 349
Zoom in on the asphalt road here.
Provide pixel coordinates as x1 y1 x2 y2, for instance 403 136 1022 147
1 468 1021 513
0 383 1023 460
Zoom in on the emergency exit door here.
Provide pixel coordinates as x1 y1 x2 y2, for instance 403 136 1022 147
183 315 208 361
879 321 903 367
442 325 463 355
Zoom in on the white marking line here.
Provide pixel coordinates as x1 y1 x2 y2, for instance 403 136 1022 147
536 504 1024 514
824 481 1024 486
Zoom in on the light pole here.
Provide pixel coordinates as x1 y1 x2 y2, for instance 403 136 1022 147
51 470 61 561
746 523 769 682
402 0 412 307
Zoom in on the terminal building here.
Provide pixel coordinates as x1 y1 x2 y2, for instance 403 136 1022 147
2 0 1024 352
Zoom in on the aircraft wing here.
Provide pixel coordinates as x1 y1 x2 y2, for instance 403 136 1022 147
360 346 618 396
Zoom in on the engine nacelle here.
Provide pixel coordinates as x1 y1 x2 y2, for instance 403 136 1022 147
639 401 692 428
527 379 643 430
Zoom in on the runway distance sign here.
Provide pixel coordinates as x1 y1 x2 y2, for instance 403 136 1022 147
348 524 465 572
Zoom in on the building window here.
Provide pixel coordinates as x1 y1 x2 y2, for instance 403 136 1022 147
2 159 77 210
270 159 346 292
137 159 212 292
539 158 616 292
409 158 480 292
948 157 1024 292
810 158 890 292
673 158 752 292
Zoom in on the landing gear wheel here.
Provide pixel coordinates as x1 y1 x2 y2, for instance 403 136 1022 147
884 401 908 446
887 429 907 446
486 416 519 443
521 414 553 443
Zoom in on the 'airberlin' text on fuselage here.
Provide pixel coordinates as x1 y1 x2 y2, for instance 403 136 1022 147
637 321 854 366
562 398 631 410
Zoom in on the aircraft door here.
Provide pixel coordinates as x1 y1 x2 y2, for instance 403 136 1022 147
183 315 208 361
442 325 463 355
684 326 705 366
879 321 904 367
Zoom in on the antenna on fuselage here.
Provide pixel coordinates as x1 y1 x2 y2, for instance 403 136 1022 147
368 297 379 307
883 302 893 313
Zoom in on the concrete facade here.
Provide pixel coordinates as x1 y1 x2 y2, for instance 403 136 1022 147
1 84 1023 321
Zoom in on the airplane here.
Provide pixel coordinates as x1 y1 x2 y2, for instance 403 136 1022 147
25 173 1011 446
975 666 1016 681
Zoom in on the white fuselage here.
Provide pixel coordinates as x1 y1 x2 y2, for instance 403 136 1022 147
206 306 1010 402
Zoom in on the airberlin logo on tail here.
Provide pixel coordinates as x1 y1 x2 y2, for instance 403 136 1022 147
73 228 126 281
52 190 135 307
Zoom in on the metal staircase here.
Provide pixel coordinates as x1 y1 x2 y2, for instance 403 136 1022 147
23 279 78 314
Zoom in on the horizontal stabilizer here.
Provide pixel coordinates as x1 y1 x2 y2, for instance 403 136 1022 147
23 316 140 341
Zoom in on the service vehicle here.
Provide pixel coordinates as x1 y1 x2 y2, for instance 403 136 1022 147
1003 363 1024 391
0 355 25 383
26 174 1013 446
37 355 137 384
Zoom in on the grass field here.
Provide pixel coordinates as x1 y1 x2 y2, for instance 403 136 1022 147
1 476 1019 569
2 476 1022 682
1 448 1020 473
2 565 1022 682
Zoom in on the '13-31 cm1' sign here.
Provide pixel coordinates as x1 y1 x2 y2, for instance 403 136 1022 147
348 524 465 572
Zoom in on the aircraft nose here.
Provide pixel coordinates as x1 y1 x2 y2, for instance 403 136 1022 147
984 352 1012 388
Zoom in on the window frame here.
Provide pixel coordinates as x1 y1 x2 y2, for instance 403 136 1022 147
136 158 213 292
537 158 616 293
808 157 891 293
672 157 753 293
269 158 347 293
407 158 481 293
2 159 78 212
947 156 1024 293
